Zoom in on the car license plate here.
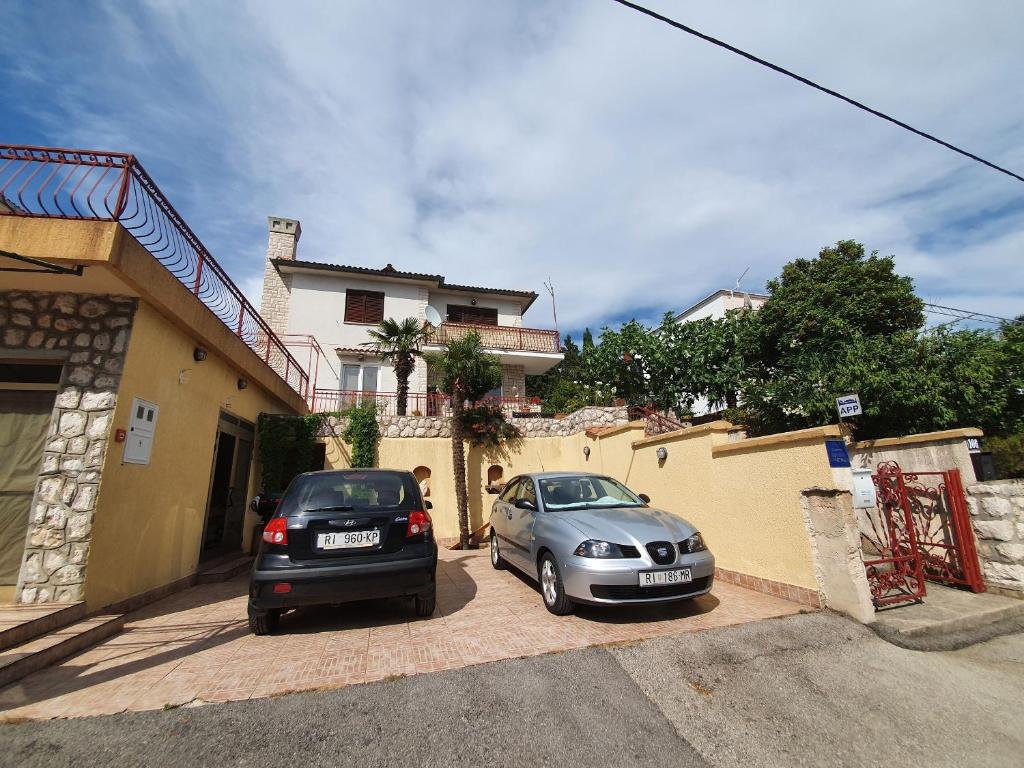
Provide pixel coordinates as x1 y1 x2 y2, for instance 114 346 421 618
317 529 380 550
639 568 692 587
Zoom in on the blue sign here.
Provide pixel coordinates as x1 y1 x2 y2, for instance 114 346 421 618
825 440 851 468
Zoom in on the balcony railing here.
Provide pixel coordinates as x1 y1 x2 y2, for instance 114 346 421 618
310 389 542 417
427 322 560 354
0 145 309 398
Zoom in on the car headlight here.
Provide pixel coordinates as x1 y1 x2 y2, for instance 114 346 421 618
574 540 626 558
679 532 706 554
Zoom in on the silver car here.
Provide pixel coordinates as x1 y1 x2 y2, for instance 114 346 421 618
488 472 715 614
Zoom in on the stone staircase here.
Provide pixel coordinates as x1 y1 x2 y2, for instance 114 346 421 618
0 603 123 688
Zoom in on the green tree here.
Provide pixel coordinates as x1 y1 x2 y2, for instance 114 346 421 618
753 239 924 366
364 317 433 416
742 240 933 437
425 331 503 549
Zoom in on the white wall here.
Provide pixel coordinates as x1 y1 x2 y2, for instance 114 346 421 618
286 273 427 389
680 293 767 323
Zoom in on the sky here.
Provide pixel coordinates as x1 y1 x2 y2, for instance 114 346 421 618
2 1 1023 340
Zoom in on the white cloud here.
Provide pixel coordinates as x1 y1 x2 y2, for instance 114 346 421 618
3 0 1022 336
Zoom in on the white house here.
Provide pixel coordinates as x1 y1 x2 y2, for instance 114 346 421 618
674 288 768 324
258 217 563 413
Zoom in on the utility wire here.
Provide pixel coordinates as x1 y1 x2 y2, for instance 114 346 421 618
609 0 1024 185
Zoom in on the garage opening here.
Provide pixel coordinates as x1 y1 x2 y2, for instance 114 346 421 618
0 360 62 602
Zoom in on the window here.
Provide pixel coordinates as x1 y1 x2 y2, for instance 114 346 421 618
539 475 644 510
345 289 385 324
341 365 379 393
516 478 538 507
446 304 498 326
498 478 521 503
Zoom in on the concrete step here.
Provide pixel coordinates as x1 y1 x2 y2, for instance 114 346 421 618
0 614 124 688
0 602 86 653
196 556 253 584
871 584 1024 651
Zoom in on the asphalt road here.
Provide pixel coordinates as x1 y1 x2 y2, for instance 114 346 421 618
2 612 1021 768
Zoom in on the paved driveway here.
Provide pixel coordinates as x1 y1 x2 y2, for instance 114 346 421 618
0 549 802 719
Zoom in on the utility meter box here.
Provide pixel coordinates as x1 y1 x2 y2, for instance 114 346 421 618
851 469 877 510
123 398 159 465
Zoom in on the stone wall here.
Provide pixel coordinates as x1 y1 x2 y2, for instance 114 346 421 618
321 405 630 441
513 405 630 438
500 365 526 399
967 479 1024 594
0 290 136 604
259 217 299 337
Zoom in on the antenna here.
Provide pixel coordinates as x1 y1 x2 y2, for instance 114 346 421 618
543 277 558 334
731 266 750 298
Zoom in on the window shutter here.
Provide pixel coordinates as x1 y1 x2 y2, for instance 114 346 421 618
345 290 385 324
447 304 498 326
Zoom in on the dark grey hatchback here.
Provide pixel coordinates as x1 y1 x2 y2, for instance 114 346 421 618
248 469 437 634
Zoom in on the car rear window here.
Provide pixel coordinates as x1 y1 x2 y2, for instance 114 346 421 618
280 471 421 515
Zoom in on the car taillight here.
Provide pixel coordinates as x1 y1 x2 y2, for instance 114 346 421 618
406 510 432 538
262 517 288 546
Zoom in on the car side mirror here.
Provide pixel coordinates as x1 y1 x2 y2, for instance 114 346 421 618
638 493 651 504
514 498 536 511
424 500 433 510
485 486 500 495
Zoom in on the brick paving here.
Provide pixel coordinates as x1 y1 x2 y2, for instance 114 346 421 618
0 549 804 720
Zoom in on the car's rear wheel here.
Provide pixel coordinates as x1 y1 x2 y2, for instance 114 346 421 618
490 529 506 570
248 607 281 635
414 587 436 617
539 553 574 615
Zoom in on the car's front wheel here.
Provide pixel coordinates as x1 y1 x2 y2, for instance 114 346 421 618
248 607 281 635
539 553 574 615
490 529 506 570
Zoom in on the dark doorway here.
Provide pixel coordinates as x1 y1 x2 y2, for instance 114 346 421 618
201 412 254 560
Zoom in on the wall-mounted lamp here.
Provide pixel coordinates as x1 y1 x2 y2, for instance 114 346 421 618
656 446 668 463
193 347 208 362
237 378 248 390
583 446 591 459
470 298 477 306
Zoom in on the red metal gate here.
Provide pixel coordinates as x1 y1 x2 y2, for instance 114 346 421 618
861 461 986 608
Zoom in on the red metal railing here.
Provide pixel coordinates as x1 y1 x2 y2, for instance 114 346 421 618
312 390 449 416
310 390 543 417
628 405 688 435
428 321 560 354
0 145 309 397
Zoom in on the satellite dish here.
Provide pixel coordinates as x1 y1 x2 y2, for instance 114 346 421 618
424 306 443 327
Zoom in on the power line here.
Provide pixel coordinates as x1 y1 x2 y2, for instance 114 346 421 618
922 301 1019 329
609 0 1024 185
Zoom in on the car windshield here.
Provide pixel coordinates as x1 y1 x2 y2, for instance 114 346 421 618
280 471 419 515
538 475 645 510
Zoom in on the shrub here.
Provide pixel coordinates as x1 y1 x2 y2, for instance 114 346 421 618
988 434 1024 479
342 403 380 468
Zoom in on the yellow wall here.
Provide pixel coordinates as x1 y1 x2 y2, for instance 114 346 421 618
84 301 297 610
324 421 839 591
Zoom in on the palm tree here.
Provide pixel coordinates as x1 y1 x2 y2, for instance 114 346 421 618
365 317 433 416
425 331 502 548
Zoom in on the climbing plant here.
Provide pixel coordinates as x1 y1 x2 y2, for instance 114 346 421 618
341 402 381 468
256 412 324 493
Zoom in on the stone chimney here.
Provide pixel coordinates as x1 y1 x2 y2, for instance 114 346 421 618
260 216 301 336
